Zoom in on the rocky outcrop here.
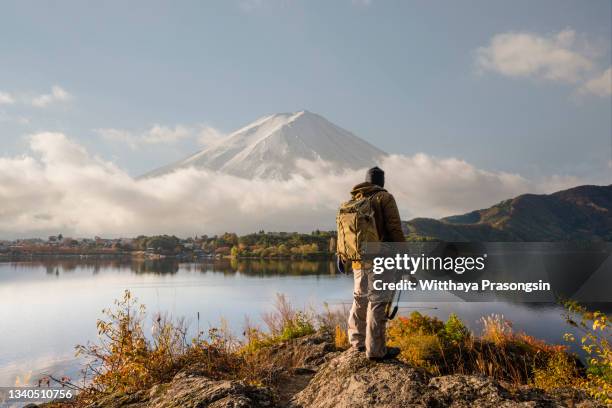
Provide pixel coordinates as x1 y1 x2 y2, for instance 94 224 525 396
37 334 603 408
84 374 274 408
290 348 603 408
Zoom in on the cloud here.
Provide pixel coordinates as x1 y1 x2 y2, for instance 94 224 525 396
476 29 612 98
579 67 612 97
143 124 191 144
97 124 224 148
31 86 72 107
0 91 15 104
476 29 595 83
197 126 225 146
0 133 587 238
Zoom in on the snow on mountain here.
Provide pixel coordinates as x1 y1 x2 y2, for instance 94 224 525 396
144 110 387 179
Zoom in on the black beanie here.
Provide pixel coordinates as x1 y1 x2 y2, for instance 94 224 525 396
366 166 385 187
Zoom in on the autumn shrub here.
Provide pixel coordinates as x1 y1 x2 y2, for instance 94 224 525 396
393 332 442 370
334 325 350 350
532 351 580 390
386 310 578 386
562 300 611 404
75 290 182 395
75 290 221 402
74 290 324 404
387 312 445 371
390 311 445 336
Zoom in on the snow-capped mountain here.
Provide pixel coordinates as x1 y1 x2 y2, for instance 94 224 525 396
144 110 387 179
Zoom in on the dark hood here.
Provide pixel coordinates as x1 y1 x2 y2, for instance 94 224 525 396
350 182 386 199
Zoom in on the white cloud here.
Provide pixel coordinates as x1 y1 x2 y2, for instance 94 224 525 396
197 126 225 146
142 124 191 144
0 133 586 238
31 86 72 108
579 67 612 97
0 91 15 105
476 29 595 83
97 124 224 148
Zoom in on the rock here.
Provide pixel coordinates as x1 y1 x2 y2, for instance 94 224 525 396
146 375 274 408
85 390 148 408
428 375 513 406
290 348 605 408
85 376 274 408
267 332 336 369
290 367 317 375
290 348 430 408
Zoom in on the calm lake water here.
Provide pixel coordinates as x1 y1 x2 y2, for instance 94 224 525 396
0 259 589 387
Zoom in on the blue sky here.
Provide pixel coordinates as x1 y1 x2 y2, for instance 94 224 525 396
1 0 610 181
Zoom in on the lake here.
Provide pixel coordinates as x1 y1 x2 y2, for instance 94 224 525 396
0 259 588 387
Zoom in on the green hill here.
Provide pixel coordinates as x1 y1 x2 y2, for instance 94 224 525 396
403 184 612 241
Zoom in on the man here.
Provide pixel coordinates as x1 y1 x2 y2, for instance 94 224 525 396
344 166 405 360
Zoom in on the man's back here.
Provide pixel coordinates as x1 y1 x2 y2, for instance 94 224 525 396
350 181 405 243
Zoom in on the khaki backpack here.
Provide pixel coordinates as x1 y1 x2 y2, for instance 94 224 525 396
336 193 380 261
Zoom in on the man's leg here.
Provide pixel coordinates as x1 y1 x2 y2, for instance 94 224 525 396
347 267 368 349
366 301 389 358
365 267 396 359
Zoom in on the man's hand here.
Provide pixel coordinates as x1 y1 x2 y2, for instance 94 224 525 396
336 255 346 274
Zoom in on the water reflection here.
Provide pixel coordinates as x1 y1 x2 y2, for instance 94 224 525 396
8 258 337 276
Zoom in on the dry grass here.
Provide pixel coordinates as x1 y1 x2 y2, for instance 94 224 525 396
71 291 328 404
480 314 513 345
387 310 579 386
318 301 350 350
65 292 609 405
388 306 611 405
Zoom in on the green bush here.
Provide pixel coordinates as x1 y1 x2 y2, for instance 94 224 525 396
443 313 471 345
279 311 315 341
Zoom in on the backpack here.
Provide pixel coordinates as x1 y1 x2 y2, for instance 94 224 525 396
336 193 380 261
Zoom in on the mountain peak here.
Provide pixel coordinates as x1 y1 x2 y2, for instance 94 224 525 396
145 111 387 180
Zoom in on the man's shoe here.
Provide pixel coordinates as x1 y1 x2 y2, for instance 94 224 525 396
368 347 401 361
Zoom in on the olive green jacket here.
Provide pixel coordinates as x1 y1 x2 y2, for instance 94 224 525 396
350 182 406 243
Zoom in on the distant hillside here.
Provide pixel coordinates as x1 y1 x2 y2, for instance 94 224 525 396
403 184 612 241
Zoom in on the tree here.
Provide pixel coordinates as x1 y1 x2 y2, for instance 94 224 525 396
145 235 180 253
277 244 290 256
329 237 337 253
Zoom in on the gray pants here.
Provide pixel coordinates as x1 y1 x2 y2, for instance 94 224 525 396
347 266 396 358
